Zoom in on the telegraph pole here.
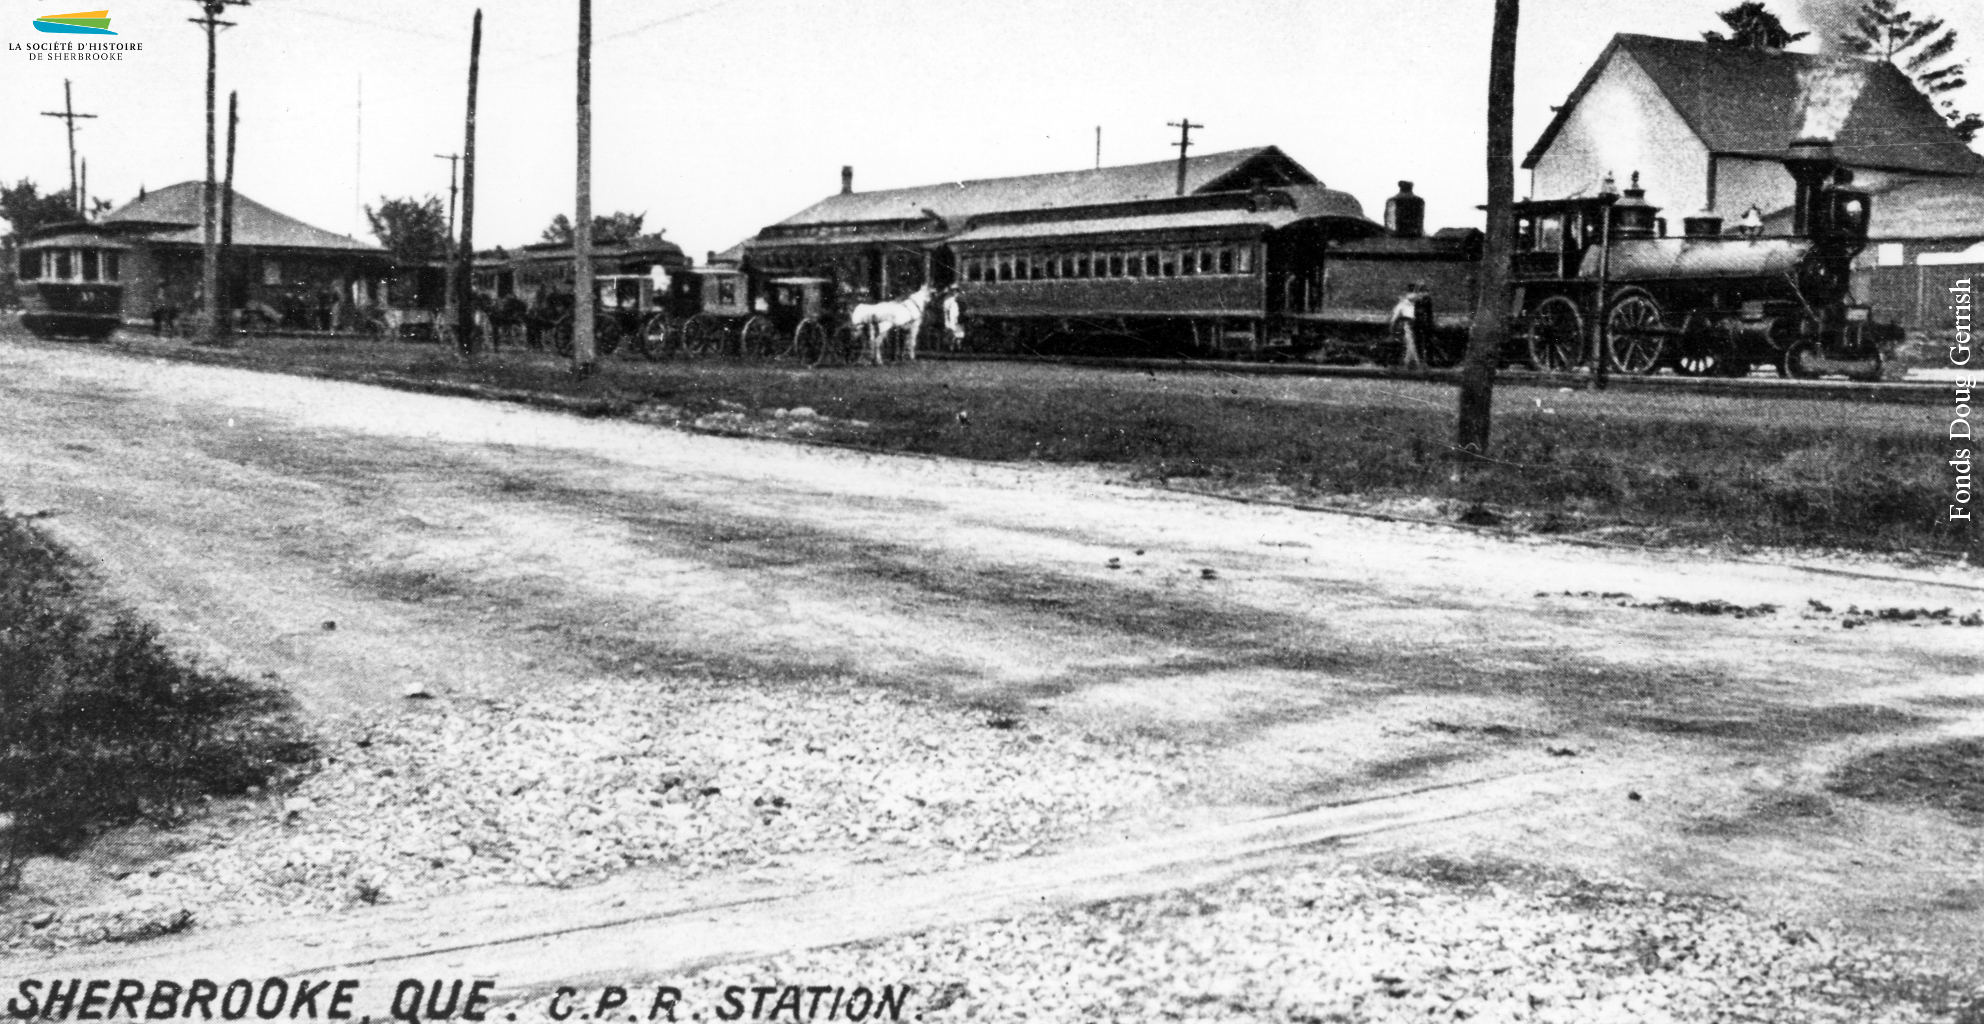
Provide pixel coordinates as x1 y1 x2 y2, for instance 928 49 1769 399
572 0 596 373
190 0 248 346
437 151 460 338
221 91 238 316
41 80 97 216
454 11 481 356
1168 117 1202 196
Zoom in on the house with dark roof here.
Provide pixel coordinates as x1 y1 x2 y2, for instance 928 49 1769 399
1524 34 1983 221
100 181 391 327
743 147 1322 299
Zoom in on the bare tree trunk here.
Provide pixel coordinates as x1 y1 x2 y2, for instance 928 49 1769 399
1455 0 1520 458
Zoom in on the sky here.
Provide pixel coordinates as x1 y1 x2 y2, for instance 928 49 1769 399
5 0 1983 260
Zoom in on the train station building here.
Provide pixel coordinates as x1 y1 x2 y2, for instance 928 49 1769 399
98 182 391 328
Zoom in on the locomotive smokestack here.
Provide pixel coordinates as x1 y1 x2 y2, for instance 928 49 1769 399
841 165 854 195
1785 137 1839 237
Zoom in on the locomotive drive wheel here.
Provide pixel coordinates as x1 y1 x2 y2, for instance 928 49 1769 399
681 315 724 359
1523 296 1584 372
793 319 828 365
639 315 674 361
1604 288 1667 375
739 316 779 361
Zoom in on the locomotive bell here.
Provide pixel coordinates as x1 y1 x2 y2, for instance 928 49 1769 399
1610 172 1660 239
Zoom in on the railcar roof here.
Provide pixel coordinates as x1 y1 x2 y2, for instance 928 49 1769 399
946 184 1374 244
767 147 1318 229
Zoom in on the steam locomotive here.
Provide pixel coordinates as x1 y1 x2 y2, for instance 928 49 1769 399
1320 136 1888 379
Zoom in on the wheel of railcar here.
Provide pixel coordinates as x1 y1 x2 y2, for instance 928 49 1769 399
1604 288 1666 375
739 316 779 361
681 314 723 359
794 318 828 365
1523 296 1585 372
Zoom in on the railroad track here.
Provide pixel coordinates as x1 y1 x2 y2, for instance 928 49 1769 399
921 351 1948 404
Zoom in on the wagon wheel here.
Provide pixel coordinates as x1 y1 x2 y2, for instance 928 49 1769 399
681 314 725 359
1604 288 1667 375
739 316 779 361
1522 295 1585 372
793 318 829 365
639 314 674 361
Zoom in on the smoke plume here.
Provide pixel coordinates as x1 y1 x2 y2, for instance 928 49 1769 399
1790 0 1860 55
1794 61 1869 141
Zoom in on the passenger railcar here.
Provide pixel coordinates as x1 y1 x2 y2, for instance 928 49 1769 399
16 223 129 341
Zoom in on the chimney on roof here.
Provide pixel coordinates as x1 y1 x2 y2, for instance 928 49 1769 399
841 165 854 195
706 250 716 266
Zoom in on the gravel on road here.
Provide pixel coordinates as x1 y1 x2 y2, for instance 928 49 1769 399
4 673 1199 952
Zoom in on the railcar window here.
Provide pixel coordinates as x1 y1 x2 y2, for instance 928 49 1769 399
1161 254 1177 277
1077 256 1091 278
1218 249 1234 274
1061 256 1075 278
1126 253 1143 278
1045 256 1059 280
106 252 119 281
1015 256 1029 280
1235 248 1253 273
82 251 100 282
1108 254 1123 277
18 250 37 280
999 259 1012 282
1200 250 1214 274
1031 257 1044 281
1140 254 1155 277
966 262 981 283
1181 251 1197 277
55 251 73 280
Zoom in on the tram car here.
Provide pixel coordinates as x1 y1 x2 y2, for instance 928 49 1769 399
15 222 129 341
1314 138 1890 379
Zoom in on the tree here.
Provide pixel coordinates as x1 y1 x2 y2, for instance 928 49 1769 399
1838 0 1983 142
1455 0 1519 458
364 195 449 263
1702 2 1808 50
539 211 644 246
0 179 82 240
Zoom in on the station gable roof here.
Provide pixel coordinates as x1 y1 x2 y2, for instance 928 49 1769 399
102 182 383 253
765 147 1319 231
1524 34 1984 177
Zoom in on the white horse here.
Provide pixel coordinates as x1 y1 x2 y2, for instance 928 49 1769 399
849 284 933 365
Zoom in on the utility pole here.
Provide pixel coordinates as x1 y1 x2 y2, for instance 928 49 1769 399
80 158 88 218
1094 126 1101 170
437 152 460 339
1168 117 1202 196
190 0 249 346
41 80 97 216
454 11 481 356
1455 0 1520 457
221 91 238 317
572 0 596 373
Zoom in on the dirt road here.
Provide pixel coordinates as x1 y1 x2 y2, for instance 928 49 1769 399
3 335 1982 965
